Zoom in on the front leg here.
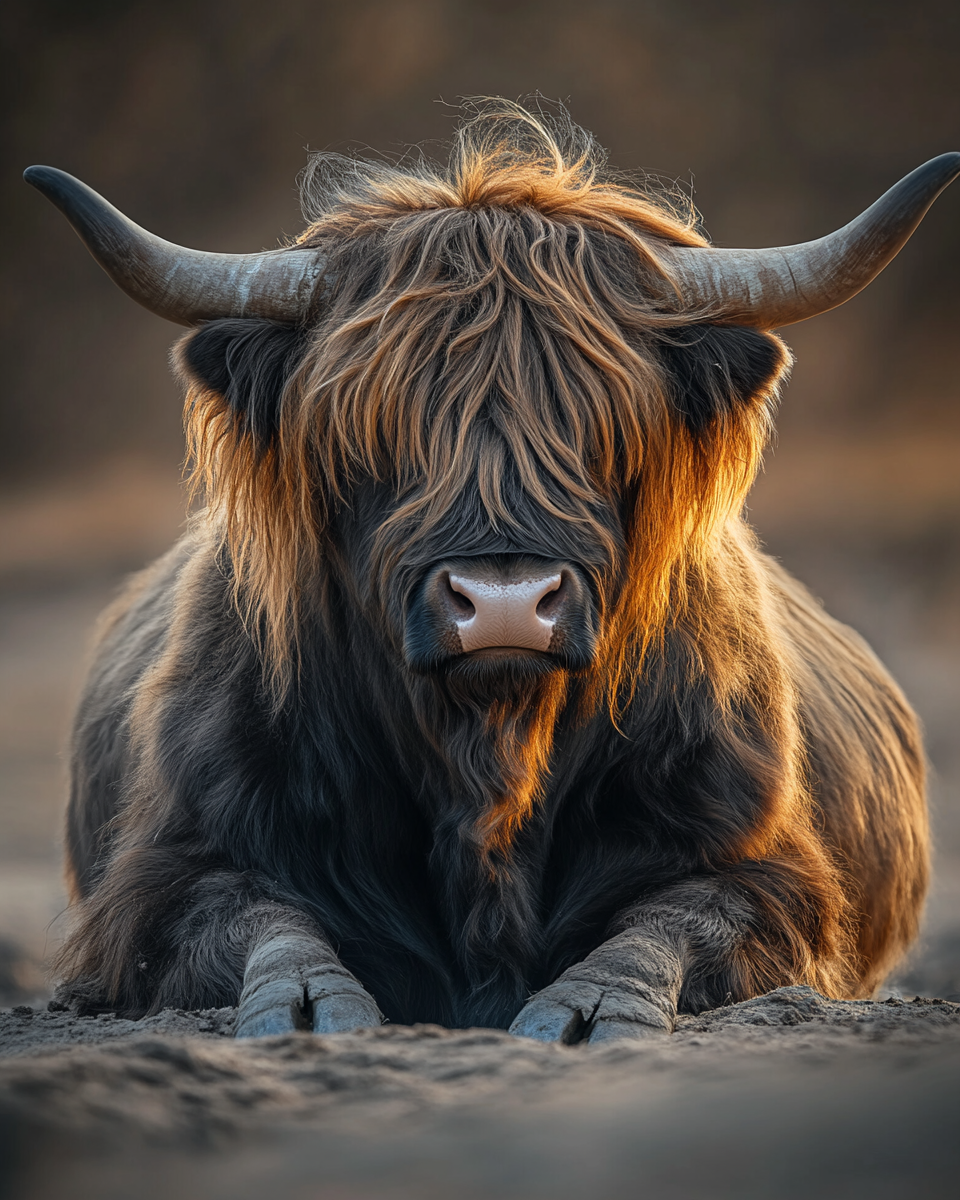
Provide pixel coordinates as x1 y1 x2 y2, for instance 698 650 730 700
509 926 682 1044
236 910 384 1038
511 873 819 1045
53 862 386 1029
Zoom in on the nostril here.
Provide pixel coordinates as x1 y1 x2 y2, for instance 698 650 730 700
535 574 567 619
444 573 476 618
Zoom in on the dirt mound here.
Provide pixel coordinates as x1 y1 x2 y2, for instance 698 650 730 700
2 987 959 1199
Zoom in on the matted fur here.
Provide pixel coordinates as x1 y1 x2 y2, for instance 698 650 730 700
55 102 927 1029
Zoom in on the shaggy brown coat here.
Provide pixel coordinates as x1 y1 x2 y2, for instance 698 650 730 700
56 105 926 1038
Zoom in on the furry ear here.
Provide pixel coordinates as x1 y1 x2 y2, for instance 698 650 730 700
175 319 308 449
656 326 791 433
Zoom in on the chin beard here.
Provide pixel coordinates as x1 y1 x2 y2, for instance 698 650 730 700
406 661 570 853
403 663 571 996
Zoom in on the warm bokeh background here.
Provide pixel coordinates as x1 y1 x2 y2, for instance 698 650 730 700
1 0 958 1002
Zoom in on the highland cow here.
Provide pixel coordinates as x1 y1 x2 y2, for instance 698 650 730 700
25 105 957 1041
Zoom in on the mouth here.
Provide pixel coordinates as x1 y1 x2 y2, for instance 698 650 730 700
463 647 551 660
440 645 566 684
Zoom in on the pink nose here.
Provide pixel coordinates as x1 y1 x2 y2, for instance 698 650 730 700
447 571 564 652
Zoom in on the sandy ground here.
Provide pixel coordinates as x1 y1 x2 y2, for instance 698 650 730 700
1 987 959 1199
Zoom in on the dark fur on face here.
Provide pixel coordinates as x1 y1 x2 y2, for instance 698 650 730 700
178 299 790 868
55 102 926 1030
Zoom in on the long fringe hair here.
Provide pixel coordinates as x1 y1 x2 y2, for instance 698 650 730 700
180 99 787 706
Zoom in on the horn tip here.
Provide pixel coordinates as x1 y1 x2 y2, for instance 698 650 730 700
23 165 73 198
930 151 960 174
918 152 960 193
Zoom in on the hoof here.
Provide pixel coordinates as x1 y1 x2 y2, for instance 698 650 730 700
235 977 309 1038
236 971 383 1038
306 970 384 1034
509 978 673 1045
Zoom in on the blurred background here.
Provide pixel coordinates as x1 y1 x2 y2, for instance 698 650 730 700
0 0 958 1003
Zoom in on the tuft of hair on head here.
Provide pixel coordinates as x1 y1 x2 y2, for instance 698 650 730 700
298 96 699 230
181 97 790 711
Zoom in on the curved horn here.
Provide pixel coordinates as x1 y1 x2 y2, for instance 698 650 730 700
657 153 960 328
23 166 326 327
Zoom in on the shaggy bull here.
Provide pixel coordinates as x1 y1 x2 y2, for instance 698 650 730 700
26 106 958 1042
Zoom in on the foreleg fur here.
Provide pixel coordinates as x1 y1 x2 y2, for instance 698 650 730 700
511 865 854 1044
55 866 381 1035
